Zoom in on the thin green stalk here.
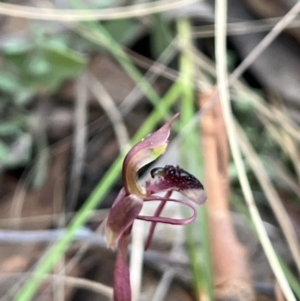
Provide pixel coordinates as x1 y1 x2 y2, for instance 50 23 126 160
279 258 300 299
14 82 182 301
177 18 213 300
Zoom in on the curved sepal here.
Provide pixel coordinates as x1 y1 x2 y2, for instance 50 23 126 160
105 192 143 249
122 114 179 197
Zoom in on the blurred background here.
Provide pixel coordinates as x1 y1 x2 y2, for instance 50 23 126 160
0 0 299 300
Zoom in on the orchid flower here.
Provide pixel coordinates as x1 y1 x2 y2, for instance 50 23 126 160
104 113 207 301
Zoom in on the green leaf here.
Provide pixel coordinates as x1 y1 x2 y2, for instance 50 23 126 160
27 54 51 76
3 47 31 71
3 41 88 93
42 43 87 76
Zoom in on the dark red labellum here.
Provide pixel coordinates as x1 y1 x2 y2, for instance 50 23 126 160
150 165 204 190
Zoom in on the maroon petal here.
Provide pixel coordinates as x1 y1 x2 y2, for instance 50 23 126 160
114 234 131 301
137 196 198 224
144 191 172 250
122 113 179 198
146 165 207 204
105 192 143 249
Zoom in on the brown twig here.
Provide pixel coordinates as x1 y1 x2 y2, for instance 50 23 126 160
200 90 254 301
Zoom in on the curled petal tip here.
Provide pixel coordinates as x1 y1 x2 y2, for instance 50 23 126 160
181 188 207 204
122 114 179 197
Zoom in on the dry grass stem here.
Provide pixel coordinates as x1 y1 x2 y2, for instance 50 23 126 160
215 1 296 300
0 210 109 228
126 48 190 88
236 121 300 274
67 74 88 211
150 228 184 301
190 47 300 143
260 114 300 183
119 41 177 111
193 17 300 38
31 221 109 300
0 0 199 22
230 1 300 83
0 273 113 299
87 72 129 151
0 142 70 301
233 87 300 143
73 22 177 113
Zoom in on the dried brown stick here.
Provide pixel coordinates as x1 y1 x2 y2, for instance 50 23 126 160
200 91 254 301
